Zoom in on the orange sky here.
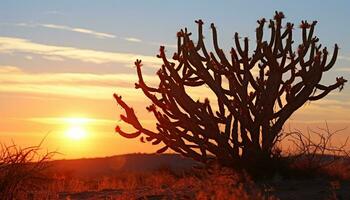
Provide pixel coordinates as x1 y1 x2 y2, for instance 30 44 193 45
0 1 349 159
0 66 348 159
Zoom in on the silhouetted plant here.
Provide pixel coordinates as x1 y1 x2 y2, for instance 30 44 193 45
0 140 55 199
114 12 347 171
284 123 349 177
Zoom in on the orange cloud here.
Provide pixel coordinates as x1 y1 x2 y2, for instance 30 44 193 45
0 66 159 100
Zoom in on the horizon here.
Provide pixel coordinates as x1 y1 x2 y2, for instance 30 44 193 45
1 1 350 159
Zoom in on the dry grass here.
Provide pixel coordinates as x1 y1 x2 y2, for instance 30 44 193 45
0 140 55 200
273 123 350 179
2 153 350 199
37 161 349 200
40 165 275 200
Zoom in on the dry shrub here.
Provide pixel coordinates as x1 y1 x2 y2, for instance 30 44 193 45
0 140 55 199
283 123 350 179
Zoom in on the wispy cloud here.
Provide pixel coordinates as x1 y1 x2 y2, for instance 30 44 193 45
11 22 178 48
41 23 116 39
42 56 65 61
0 66 159 100
0 65 22 73
47 24 177 47
9 22 178 48
40 23 146 43
25 55 33 60
14 22 143 42
125 37 142 43
0 66 158 87
15 23 36 28
338 55 350 61
0 36 162 66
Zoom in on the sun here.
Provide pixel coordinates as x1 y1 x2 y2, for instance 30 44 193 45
63 117 90 140
65 125 87 140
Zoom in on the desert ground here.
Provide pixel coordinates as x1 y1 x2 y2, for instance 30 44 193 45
3 153 348 200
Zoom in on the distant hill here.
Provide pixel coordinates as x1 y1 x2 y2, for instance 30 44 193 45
46 153 200 178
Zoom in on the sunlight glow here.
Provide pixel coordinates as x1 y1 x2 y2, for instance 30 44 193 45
64 117 92 125
65 125 87 140
63 117 91 140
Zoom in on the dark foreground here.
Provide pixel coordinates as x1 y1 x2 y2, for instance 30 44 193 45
8 154 350 199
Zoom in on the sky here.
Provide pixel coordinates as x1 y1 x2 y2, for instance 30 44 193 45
0 1 349 159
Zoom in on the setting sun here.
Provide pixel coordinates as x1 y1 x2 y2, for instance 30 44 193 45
63 117 90 140
65 125 87 140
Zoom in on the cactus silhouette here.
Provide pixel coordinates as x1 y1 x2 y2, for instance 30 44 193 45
114 11 347 169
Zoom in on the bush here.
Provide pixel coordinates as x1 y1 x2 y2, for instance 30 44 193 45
0 140 55 199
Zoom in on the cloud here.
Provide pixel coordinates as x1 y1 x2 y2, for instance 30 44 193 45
40 24 149 44
125 37 142 43
289 98 350 123
42 56 65 61
0 65 22 73
0 36 162 66
10 22 176 48
15 23 36 28
15 22 143 41
0 66 159 100
41 24 116 39
338 55 350 61
25 55 33 60
0 67 158 87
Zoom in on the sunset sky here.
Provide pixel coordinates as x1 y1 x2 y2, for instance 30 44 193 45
1 1 350 159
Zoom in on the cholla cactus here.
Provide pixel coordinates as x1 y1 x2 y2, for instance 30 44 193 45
114 11 347 167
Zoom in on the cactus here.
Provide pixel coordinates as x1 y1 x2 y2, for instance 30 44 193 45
114 11 347 168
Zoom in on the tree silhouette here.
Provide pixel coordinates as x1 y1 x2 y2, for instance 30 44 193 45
114 11 347 168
